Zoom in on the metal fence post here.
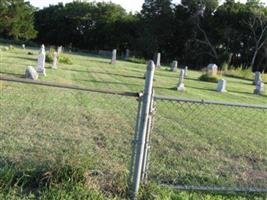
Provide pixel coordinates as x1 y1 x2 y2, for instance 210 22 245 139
130 60 155 199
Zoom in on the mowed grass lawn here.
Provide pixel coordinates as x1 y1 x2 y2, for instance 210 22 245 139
0 43 267 200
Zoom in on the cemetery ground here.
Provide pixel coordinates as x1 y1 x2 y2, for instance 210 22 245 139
0 43 267 200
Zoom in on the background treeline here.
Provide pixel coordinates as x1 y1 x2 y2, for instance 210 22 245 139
0 0 266 71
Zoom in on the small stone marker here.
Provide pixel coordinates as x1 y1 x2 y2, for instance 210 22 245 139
36 44 46 76
185 66 188 76
171 61 178 72
253 72 262 85
111 49 117 64
125 49 130 60
216 79 227 92
177 69 186 91
25 66 38 80
207 64 218 76
254 81 264 95
156 53 161 68
22 44 25 50
52 52 58 69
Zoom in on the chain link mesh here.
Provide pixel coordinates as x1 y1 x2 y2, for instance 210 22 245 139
149 96 267 193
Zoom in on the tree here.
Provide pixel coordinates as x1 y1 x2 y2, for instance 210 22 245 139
0 0 37 40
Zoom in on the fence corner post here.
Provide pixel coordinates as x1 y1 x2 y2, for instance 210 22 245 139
129 60 155 199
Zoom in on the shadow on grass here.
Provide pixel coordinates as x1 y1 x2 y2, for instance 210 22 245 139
61 68 144 79
0 71 24 78
10 55 36 62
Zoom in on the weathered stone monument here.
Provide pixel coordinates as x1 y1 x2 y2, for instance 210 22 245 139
25 66 38 80
254 81 264 95
177 69 186 91
185 66 188 76
216 79 227 92
36 44 46 76
253 72 262 85
111 49 117 64
52 52 58 69
156 53 161 68
207 64 218 76
125 49 130 60
171 61 178 72
57 46 63 55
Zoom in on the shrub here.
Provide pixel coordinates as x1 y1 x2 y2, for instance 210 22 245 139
58 55 72 65
199 74 220 83
45 48 72 65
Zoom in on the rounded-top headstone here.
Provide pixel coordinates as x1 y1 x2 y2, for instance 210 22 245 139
25 66 38 80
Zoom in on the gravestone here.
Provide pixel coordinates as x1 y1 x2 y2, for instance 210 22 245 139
52 52 58 69
207 64 218 76
253 72 262 85
177 69 186 91
254 81 264 95
185 66 188 76
36 45 46 76
216 79 227 92
156 53 161 68
22 44 25 50
171 61 178 72
57 46 63 54
110 49 117 64
125 49 130 60
25 66 38 80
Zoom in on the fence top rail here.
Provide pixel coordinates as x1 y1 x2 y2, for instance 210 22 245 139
0 75 140 98
154 95 267 109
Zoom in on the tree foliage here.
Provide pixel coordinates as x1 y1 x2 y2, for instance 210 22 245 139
0 0 37 40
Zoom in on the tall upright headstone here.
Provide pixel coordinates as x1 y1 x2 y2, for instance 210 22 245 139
22 44 26 50
216 79 227 92
156 53 161 68
207 64 218 76
36 44 46 76
185 66 188 76
254 81 264 95
177 69 186 91
171 61 178 72
111 49 117 64
57 46 63 55
253 72 262 85
125 49 130 60
52 52 58 69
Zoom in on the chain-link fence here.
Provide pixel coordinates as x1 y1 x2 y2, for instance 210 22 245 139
0 80 139 196
148 95 267 193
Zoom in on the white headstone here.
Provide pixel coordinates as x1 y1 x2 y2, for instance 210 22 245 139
254 81 264 95
25 66 38 80
57 46 63 54
22 44 25 50
52 52 58 69
185 66 188 76
125 49 130 60
111 49 117 64
36 45 46 76
253 72 262 85
207 64 218 76
171 61 178 72
177 69 186 91
216 79 227 92
156 53 161 68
